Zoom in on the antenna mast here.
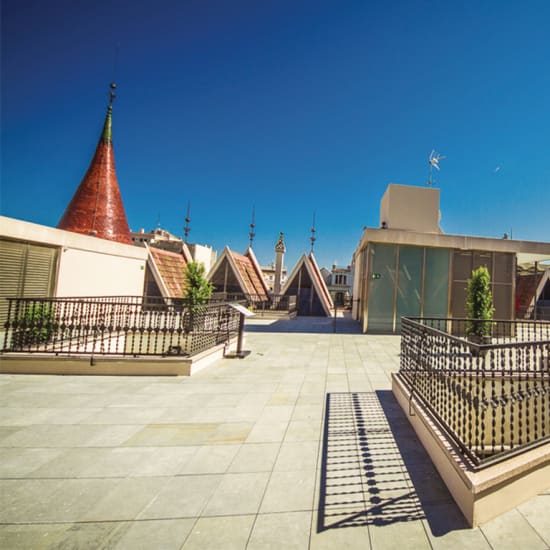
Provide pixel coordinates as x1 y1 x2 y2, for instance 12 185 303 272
184 201 191 242
248 206 256 247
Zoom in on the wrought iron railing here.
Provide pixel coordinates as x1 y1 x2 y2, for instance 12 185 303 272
2 296 241 358
517 304 550 321
399 317 550 468
210 293 297 315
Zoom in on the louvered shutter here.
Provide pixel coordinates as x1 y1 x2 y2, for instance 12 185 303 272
0 240 26 327
23 244 57 297
0 239 57 328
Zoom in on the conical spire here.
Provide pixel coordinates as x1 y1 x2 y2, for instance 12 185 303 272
57 85 131 245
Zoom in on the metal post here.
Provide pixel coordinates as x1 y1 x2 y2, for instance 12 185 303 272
236 312 245 357
534 261 538 320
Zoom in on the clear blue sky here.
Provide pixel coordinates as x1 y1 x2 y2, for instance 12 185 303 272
2 0 549 270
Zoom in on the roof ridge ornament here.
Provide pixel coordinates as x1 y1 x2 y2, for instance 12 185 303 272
310 211 316 253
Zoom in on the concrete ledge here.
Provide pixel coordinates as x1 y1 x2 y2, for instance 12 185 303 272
0 338 239 377
392 372 550 527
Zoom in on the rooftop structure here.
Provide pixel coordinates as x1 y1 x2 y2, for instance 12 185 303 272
132 227 217 274
144 244 191 299
57 91 131 245
208 246 270 301
281 252 334 316
353 184 550 333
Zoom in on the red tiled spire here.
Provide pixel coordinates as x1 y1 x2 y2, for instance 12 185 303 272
57 99 132 244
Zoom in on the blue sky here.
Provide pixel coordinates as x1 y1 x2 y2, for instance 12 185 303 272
2 0 549 270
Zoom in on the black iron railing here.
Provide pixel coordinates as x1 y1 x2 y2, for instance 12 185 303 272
517 304 550 321
399 317 550 468
2 296 241 358
210 293 297 315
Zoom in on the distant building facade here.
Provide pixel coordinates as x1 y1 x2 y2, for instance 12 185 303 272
261 263 288 292
131 228 217 274
326 264 354 307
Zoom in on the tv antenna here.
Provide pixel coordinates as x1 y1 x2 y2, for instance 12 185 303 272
427 149 445 186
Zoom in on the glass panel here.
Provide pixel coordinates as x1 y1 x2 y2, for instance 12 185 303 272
493 253 514 284
493 284 513 319
367 244 397 332
453 250 472 281
451 282 468 318
424 248 450 318
396 246 423 330
473 251 492 274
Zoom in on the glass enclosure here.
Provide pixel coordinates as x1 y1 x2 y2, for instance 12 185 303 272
423 248 450 318
395 246 423 330
367 244 397 332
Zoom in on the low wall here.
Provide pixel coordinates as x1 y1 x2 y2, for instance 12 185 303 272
392 373 550 527
0 337 239 377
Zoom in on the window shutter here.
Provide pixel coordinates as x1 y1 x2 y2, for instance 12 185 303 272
0 240 26 326
0 239 57 328
23 244 57 296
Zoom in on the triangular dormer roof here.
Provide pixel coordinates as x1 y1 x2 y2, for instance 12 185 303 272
145 243 191 298
208 246 269 300
57 103 132 244
281 252 334 316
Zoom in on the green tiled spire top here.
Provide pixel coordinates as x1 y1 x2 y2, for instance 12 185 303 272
100 105 113 143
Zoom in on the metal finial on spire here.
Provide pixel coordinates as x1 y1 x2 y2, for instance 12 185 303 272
109 82 117 105
184 201 191 242
248 206 256 247
310 211 316 253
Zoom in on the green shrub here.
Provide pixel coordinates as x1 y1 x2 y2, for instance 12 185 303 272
465 266 495 337
11 303 56 348
182 262 214 332
183 261 214 308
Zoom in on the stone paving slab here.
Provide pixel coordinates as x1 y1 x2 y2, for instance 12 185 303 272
0 316 549 549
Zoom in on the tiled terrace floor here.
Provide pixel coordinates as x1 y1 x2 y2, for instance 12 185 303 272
0 316 549 549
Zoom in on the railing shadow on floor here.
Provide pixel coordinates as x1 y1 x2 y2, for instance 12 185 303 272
317 391 471 537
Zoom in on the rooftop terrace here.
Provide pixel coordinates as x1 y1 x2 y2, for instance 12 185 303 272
0 316 548 549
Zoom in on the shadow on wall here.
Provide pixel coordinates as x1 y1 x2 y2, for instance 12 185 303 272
317 391 470 537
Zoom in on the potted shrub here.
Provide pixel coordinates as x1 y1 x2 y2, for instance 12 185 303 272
465 266 495 346
11 302 56 349
182 261 214 332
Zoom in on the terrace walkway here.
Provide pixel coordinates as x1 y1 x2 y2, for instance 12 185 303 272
1 316 548 549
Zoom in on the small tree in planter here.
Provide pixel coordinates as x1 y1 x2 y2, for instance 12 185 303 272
465 266 495 344
183 261 214 332
11 303 56 349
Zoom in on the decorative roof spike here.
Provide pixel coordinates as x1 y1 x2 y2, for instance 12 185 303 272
275 231 286 253
57 83 132 244
310 211 316 253
109 81 116 104
248 206 256 247
184 200 191 242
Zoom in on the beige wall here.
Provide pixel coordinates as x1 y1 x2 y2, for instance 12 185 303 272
56 248 146 297
380 183 441 233
1 216 148 298
188 243 217 274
